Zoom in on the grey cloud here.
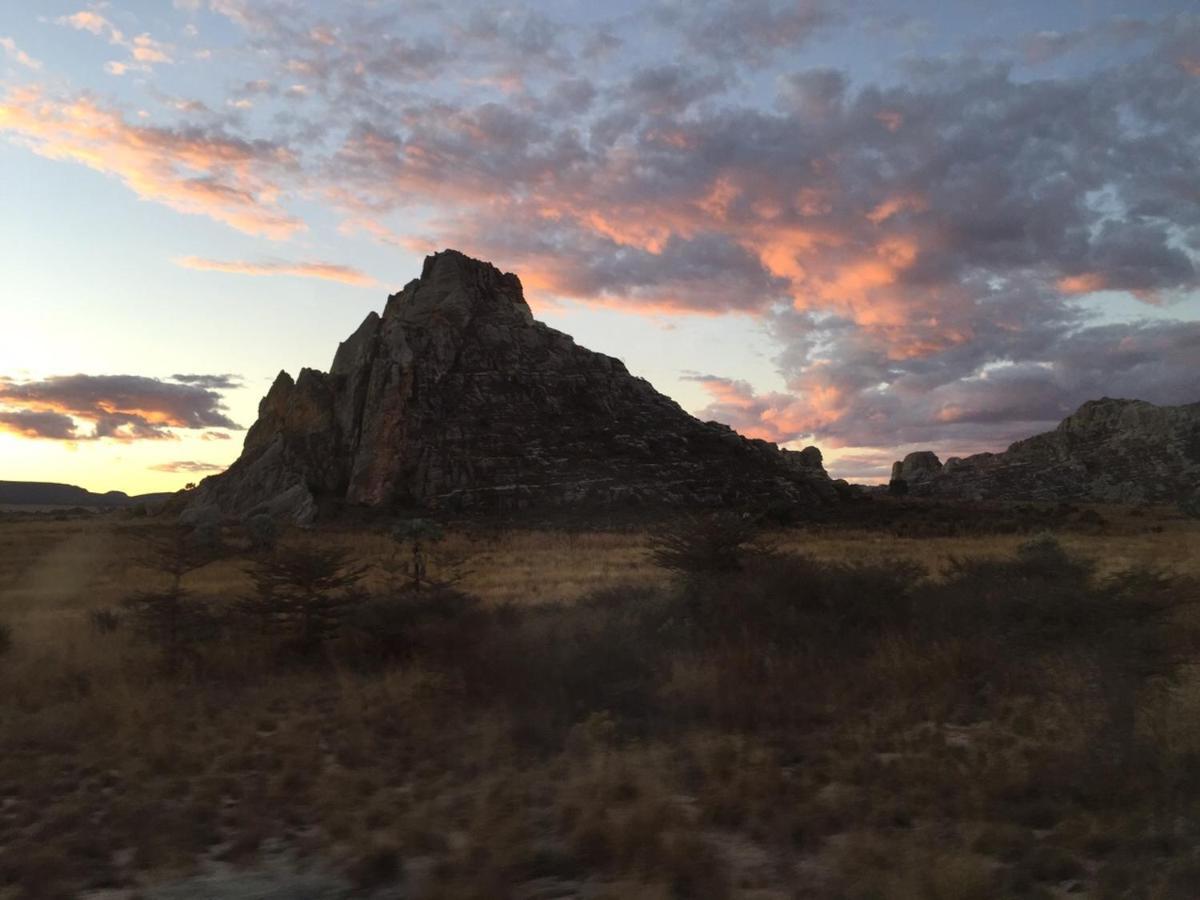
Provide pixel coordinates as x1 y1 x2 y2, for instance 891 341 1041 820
0 409 82 440
172 373 243 389
0 374 242 441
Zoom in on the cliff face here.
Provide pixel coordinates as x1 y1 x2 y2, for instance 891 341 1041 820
190 250 836 523
889 398 1200 503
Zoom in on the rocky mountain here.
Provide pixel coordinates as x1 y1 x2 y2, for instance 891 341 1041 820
188 250 838 523
889 398 1200 503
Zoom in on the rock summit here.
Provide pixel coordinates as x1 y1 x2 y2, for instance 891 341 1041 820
188 250 837 522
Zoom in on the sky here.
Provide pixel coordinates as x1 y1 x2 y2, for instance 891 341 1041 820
1 0 1198 493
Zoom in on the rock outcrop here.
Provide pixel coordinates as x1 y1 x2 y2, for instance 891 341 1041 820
889 398 1200 503
189 250 837 523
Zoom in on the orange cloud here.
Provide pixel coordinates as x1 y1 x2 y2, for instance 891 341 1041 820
866 193 929 224
0 86 302 239
0 374 241 442
875 110 904 131
175 256 375 286
1057 272 1108 294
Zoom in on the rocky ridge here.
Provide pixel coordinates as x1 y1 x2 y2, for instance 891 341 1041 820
889 398 1200 503
189 250 838 523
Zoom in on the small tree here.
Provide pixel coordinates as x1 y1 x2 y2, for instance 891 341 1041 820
242 543 367 653
648 512 762 575
123 524 225 671
389 519 446 591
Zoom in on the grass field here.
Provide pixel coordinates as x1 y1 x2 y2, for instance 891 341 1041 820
0 502 1198 899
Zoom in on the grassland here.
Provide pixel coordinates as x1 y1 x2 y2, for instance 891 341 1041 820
0 502 1198 899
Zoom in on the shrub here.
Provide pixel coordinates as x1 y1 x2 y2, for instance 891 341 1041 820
480 585 673 736
679 553 924 650
124 524 228 670
389 518 446 591
348 583 481 661
244 514 279 553
123 588 223 670
88 608 122 634
240 543 367 654
1180 491 1200 520
648 512 762 575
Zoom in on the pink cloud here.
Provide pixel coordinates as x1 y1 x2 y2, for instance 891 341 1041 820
175 256 375 286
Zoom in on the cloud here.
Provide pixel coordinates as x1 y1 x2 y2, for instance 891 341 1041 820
174 256 375 286
0 36 42 70
0 374 241 441
56 8 173 73
0 86 302 238
150 460 228 473
5 3 1199 465
171 373 243 389
656 0 836 66
0 409 82 440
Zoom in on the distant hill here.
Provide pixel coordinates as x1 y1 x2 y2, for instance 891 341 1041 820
889 398 1200 503
0 481 173 508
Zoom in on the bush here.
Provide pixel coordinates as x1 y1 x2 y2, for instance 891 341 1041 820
244 514 278 553
479 585 673 736
123 588 223 670
239 543 367 654
124 524 228 670
348 583 481 661
88 608 121 634
648 513 762 575
1180 492 1200 520
679 554 924 650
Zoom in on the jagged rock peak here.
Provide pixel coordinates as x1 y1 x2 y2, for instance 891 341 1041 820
888 397 1200 503
186 249 839 523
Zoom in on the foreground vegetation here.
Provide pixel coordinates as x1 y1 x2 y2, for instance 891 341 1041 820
1 503 1199 898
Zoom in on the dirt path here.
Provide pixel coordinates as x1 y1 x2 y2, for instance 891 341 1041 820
0 524 118 619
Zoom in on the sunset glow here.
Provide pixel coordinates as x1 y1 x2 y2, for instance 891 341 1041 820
2 1 1198 491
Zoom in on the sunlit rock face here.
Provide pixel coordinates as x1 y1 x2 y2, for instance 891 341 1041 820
190 250 837 523
890 399 1200 503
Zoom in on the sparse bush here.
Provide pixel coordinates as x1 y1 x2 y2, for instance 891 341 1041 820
680 553 923 649
240 543 367 654
123 587 223 670
244 513 278 553
88 608 121 634
648 512 762 575
124 524 228 670
482 585 672 736
389 518 446 591
348 583 481 661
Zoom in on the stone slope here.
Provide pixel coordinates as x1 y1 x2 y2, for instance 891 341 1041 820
889 398 1200 502
190 250 836 522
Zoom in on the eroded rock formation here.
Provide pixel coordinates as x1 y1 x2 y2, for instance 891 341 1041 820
889 398 1200 502
189 250 836 523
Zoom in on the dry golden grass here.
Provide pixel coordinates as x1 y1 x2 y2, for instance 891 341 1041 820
0 506 1197 898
